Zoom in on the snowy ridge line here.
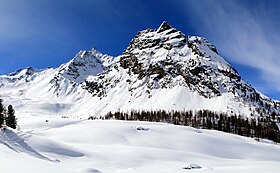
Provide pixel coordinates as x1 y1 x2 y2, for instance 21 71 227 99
0 21 279 119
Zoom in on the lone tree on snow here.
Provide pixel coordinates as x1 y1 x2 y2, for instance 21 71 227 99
6 105 17 129
0 99 4 126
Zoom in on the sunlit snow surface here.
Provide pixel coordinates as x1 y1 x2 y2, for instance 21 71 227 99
1 118 280 173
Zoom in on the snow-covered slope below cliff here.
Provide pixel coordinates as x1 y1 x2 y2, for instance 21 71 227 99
1 120 280 173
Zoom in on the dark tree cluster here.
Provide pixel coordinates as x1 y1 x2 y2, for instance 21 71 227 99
0 98 17 129
102 109 280 143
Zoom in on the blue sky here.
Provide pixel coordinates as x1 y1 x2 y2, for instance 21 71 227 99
0 0 279 100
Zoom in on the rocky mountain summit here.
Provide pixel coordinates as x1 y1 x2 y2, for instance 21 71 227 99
0 21 279 118
83 21 279 116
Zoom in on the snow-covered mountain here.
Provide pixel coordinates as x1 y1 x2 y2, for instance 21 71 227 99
0 21 279 118
58 48 114 83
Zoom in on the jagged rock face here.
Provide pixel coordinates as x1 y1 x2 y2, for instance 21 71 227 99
117 22 242 98
83 21 279 116
124 22 187 53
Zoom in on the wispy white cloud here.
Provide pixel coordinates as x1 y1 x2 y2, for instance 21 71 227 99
183 0 280 96
0 0 75 42
0 1 31 40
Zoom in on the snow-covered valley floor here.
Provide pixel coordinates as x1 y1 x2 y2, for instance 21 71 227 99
1 117 280 173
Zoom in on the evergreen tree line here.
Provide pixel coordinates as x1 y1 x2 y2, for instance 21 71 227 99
0 98 17 129
102 109 280 143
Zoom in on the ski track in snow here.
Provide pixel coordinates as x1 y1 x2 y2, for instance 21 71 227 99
0 129 55 162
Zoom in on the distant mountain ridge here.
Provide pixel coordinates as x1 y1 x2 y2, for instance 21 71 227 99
0 21 279 118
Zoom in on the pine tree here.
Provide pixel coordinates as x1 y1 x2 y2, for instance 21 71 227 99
0 99 4 127
6 105 17 129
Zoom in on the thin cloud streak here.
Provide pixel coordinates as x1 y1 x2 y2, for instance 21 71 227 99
0 1 59 41
183 0 280 96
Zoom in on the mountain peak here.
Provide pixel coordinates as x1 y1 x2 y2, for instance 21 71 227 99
8 66 38 77
57 48 114 83
157 21 173 33
124 21 186 54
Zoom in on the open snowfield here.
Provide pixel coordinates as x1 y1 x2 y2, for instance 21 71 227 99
1 116 280 173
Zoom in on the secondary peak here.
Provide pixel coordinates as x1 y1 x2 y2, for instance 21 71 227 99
157 21 173 33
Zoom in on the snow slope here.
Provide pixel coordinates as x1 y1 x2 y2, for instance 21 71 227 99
1 119 280 173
